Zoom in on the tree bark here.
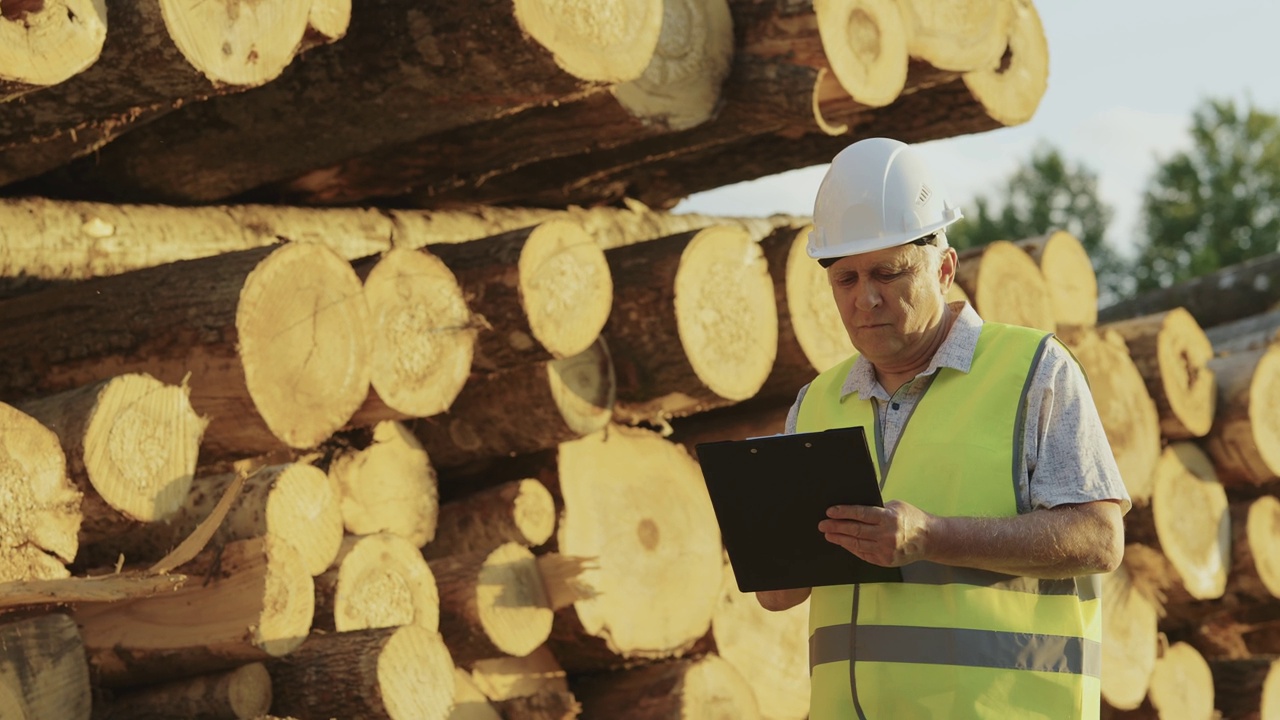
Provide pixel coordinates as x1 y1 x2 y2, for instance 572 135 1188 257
1063 329 1162 504
1210 657 1280 720
0 0 105 102
668 402 792 462
1203 346 1280 486
413 338 614 469
313 533 441 634
954 239 1056 331
18 373 205 544
327 421 439 548
92 662 272 720
75 536 314 687
33 0 666 204
571 654 761 720
0 613 90 720
1100 557 1160 711
1227 497 1280 603
0 402 80 582
470 647 580 720
604 226 777 424
267 625 456 720
422 479 556 561
1098 253 1280 330
1206 308 1280 356
1101 308 1217 439
1014 229 1099 331
0 242 371 459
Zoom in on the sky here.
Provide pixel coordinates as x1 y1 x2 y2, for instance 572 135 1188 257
674 0 1280 258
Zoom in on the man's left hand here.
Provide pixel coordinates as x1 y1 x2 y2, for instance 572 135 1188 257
819 500 933 567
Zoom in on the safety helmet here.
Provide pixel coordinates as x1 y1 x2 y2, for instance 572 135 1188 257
807 138 963 261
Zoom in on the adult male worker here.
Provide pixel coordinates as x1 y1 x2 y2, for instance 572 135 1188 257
758 137 1130 720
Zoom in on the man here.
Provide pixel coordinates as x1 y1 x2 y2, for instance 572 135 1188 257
758 138 1130 720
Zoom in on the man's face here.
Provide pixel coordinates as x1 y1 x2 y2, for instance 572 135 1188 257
825 241 957 366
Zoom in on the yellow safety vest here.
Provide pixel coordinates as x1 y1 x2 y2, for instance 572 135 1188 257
797 323 1102 720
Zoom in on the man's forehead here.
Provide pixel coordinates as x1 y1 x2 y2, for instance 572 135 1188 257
826 243 921 272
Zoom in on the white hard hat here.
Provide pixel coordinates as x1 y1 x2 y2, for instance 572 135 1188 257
807 138 963 261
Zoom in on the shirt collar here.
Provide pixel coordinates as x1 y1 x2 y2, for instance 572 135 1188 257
840 301 983 401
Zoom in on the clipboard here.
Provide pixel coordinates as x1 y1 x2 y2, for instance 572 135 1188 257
696 426 903 593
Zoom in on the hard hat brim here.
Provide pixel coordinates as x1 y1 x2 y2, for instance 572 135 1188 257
805 215 961 261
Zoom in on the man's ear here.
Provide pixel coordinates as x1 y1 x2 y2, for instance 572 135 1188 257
939 247 958 292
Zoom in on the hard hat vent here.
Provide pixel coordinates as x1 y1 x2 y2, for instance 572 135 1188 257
916 184 932 206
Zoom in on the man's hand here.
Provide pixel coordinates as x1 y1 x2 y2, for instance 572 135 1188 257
818 500 933 567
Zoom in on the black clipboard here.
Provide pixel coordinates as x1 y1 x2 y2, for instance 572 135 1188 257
696 426 903 592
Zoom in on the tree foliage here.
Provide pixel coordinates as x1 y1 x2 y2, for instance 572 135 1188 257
1133 98 1280 292
946 144 1126 298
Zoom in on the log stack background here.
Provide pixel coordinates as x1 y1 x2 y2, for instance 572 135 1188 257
8 1 1275 719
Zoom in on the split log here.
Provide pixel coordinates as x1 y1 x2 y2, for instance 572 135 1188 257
958 0 1049 126
954 239 1056 331
426 542 553 667
0 613 90 720
327 421 439 548
423 479 556 561
18 373 205 544
1099 253 1280 330
0 242 371 458
0 402 80 582
267 625 456 720
449 668 503 720
470 647 580 720
711 559 810 720
414 338 614 469
93 662 272 720
1228 497 1280 604
1100 556 1160 711
1203 345 1280 486
899 0 1012 72
1116 642 1215 720
79 462 344 578
1014 229 1098 331
1211 657 1280 720
1064 329 1162 504
0 571 186 611
75 536 315 687
1123 444 1229 603
1101 309 1217 439
313 533 440 634
0 0 105 102
604 225 777 423
1207 308 1280 356
429 219 613 372
37 0 666 204
349 247 477 425
571 654 761 720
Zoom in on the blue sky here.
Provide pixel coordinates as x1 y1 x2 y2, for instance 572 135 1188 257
675 0 1280 257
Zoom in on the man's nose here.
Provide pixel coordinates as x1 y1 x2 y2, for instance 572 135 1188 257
854 283 881 310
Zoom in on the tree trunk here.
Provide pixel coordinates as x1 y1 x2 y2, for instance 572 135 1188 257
413 338 614 469
669 402 793 461
604 226 777 424
1211 657 1280 720
1123 444 1229 602
1099 253 1280 330
899 0 1013 72
327 421 439 548
17 373 205 544
0 613 90 720
313 533 441 634
0 402 80 582
267 625 456 720
1192 603 1280 660
75 536 314 687
0 0 105 102
92 662 272 720
470 647 580 720
429 219 613 372
423 479 556 561
1100 558 1160 711
1101 309 1217 439
571 654 761 720
1203 345 1280 486
1063 329 1162 504
78 462 344 578
348 247 477 424
1206 308 1280 356
1014 229 1099 331
1228 497 1280 603
35 0 666 204
0 242 371 459
954 239 1056 331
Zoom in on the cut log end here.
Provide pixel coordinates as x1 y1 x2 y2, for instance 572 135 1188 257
960 0 1049 126
1206 345 1280 485
816 0 909 107
675 226 778 402
955 240 1056 331
450 668 503 720
0 614 90 720
1016 230 1098 329
574 654 761 720
1151 444 1229 600
1148 642 1214 720
1155 309 1217 437
478 543 554 658
363 247 476 418
331 421 439 547
0 0 106 97
425 479 556 560
329 533 440 633
785 223 854 372
0 402 80 580
237 242 371 450
251 536 316 657
1100 561 1159 710
901 0 1013 72
548 338 616 436
159 0 313 86
260 463 344 577
304 0 352 46
513 0 665 82
1247 496 1280 598
520 218 613 360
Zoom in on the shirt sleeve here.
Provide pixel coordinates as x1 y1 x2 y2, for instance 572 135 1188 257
784 382 811 435
1022 339 1132 515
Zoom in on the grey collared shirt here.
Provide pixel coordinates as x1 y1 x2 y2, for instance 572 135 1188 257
785 303 1131 515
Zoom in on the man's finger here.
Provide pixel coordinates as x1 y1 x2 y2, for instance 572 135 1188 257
826 504 882 521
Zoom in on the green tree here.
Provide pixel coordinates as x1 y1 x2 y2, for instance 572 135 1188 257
1133 98 1280 292
946 145 1126 299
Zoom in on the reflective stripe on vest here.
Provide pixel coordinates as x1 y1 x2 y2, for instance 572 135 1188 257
797 323 1102 720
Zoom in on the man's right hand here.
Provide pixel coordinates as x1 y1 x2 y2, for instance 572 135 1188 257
756 587 811 611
